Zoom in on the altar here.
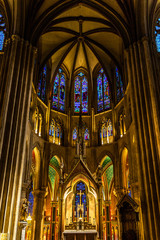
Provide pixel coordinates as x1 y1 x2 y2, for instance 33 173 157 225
63 230 97 240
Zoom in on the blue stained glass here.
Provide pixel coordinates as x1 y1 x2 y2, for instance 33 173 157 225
77 182 85 191
28 189 34 216
97 74 103 111
78 72 84 77
0 31 5 51
84 128 89 140
155 18 160 52
116 67 123 103
75 182 86 217
37 65 47 103
97 68 110 112
103 74 110 110
52 74 59 109
52 68 66 112
82 76 88 113
59 73 65 111
74 72 88 114
74 77 81 113
0 14 6 51
73 128 77 140
41 65 47 102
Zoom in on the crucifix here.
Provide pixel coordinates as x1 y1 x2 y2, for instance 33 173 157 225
77 190 84 206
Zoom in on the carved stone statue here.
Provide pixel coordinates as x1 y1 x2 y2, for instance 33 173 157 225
20 198 29 221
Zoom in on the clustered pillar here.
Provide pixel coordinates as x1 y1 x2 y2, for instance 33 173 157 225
126 37 160 239
0 35 36 240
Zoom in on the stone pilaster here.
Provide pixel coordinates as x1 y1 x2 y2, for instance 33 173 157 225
32 189 46 240
125 37 160 239
0 35 37 240
51 201 58 240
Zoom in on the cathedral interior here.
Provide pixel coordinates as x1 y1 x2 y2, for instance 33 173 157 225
0 0 160 240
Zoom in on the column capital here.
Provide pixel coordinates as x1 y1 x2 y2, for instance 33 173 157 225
33 189 46 198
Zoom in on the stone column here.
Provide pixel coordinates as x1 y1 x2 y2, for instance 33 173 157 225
32 189 46 240
0 35 36 240
125 37 160 239
104 201 111 240
51 201 58 240
57 160 63 240
97 183 102 240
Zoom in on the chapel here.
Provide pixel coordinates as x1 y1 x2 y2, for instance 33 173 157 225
0 1 160 240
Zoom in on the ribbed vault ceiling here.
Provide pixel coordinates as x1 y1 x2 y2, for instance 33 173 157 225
38 3 124 79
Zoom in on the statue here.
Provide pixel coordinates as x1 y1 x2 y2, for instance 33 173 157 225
20 198 29 221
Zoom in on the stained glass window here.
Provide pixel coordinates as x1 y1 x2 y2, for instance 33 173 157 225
0 14 6 51
73 128 77 141
74 72 88 114
155 18 160 52
75 182 87 218
49 119 62 145
116 67 123 103
97 68 110 112
28 183 34 216
84 128 89 140
108 119 113 137
100 119 113 145
52 68 65 112
37 65 47 103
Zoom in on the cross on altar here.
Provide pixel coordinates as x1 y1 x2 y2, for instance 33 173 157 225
77 190 84 206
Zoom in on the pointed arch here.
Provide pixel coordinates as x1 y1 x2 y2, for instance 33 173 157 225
52 67 66 112
97 68 110 112
37 64 47 103
74 71 88 114
115 67 124 103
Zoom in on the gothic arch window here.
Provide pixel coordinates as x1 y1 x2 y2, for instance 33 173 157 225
37 65 47 103
115 67 123 103
84 128 89 141
49 119 62 145
0 13 6 51
74 72 88 114
155 18 160 52
97 68 110 112
28 182 34 216
52 68 65 112
75 182 87 220
72 127 78 146
100 119 113 145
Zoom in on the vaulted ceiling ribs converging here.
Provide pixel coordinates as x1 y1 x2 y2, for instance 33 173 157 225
38 4 124 79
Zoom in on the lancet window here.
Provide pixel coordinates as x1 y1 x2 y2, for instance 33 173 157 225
52 68 65 112
72 126 89 145
97 68 110 112
28 183 34 216
116 67 123 103
0 13 6 51
100 119 113 145
75 182 87 220
37 65 47 103
74 72 88 114
49 119 62 145
155 18 160 52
